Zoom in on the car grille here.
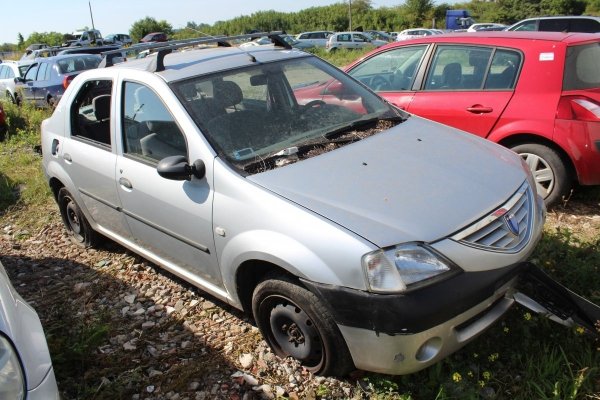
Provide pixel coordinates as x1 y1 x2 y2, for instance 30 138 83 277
452 183 533 253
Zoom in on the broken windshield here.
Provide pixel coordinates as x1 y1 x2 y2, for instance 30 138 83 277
172 56 402 173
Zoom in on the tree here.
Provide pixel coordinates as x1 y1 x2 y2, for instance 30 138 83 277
17 33 24 49
129 17 173 42
402 0 434 27
540 0 586 15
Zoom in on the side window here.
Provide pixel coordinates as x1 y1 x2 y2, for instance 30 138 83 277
299 34 308 40
25 64 39 81
539 19 569 32
37 63 48 81
513 21 538 31
70 79 113 146
485 49 522 90
349 45 427 91
0 66 6 79
570 19 600 33
353 34 368 42
7 67 14 79
122 81 187 163
338 34 351 42
425 46 483 90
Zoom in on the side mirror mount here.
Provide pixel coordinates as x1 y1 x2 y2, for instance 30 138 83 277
157 155 206 181
322 80 345 97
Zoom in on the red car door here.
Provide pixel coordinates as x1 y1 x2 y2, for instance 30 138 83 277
406 45 521 138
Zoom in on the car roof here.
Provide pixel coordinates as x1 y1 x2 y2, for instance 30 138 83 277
381 31 600 45
517 15 600 21
107 46 310 83
33 53 102 63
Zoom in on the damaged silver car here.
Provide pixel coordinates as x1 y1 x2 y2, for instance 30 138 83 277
40 33 596 376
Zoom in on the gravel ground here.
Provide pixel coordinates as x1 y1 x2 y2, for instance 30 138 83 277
0 207 358 400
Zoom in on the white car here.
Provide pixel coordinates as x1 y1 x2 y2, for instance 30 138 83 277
0 61 25 103
295 31 333 48
467 23 507 32
326 31 387 52
395 28 440 41
0 261 59 399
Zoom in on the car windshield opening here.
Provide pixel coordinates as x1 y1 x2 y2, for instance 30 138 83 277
172 56 404 174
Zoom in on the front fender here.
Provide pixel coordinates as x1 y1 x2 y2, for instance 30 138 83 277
218 229 345 304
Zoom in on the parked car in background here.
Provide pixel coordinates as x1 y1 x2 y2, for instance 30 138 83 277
395 28 441 41
41 34 549 377
104 33 132 46
0 261 60 399
467 23 507 32
15 54 102 107
0 60 23 103
239 35 314 49
70 29 104 46
507 16 600 32
140 32 168 43
326 31 387 52
345 31 600 205
364 30 393 42
57 45 120 55
0 102 7 141
295 31 333 48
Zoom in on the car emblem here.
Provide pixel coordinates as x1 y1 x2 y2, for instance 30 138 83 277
504 213 520 236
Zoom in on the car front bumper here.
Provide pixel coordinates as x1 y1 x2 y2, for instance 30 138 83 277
302 263 524 375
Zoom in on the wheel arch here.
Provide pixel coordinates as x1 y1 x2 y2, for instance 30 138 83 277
235 260 300 316
497 133 577 183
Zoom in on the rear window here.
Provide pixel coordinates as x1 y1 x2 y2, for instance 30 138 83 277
57 55 101 74
563 43 600 90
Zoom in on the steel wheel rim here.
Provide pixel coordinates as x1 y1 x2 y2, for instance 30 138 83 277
260 295 324 368
520 152 554 198
65 200 84 241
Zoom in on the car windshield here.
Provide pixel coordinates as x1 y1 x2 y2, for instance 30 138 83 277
172 56 401 173
56 55 101 74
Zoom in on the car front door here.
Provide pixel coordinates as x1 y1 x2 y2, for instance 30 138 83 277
20 63 39 103
347 44 429 110
406 45 520 138
115 79 221 287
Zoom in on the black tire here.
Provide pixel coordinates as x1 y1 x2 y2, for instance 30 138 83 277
510 143 571 206
47 96 56 108
57 188 98 247
252 275 354 376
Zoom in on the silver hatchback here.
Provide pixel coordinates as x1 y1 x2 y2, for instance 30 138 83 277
41 34 547 376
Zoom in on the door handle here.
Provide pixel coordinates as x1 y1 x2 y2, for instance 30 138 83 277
51 139 59 155
119 177 133 189
466 106 493 114
63 153 72 162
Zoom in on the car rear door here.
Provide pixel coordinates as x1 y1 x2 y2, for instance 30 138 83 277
406 44 520 138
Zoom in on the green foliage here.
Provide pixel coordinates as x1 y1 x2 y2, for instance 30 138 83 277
23 31 65 48
129 17 173 43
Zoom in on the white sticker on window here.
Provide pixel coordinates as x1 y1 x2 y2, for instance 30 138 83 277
539 52 555 61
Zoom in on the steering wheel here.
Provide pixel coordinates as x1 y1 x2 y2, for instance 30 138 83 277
370 75 391 91
299 99 326 115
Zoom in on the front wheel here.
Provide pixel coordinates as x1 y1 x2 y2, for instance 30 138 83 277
252 275 354 376
510 143 571 206
57 188 99 247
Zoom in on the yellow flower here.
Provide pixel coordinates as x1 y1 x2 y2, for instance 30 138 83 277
478 380 485 388
524 312 532 321
488 353 499 362
576 326 585 335
452 372 462 383
483 371 491 381
503 327 510 334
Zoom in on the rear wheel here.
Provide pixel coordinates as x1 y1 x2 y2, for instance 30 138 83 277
510 143 570 206
57 188 99 247
252 275 354 376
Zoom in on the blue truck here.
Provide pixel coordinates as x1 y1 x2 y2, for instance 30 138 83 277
446 10 475 30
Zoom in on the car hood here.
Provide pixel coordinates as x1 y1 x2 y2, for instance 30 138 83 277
247 116 527 248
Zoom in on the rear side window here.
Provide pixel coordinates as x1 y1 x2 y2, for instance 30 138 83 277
71 79 113 146
570 19 600 33
563 43 600 90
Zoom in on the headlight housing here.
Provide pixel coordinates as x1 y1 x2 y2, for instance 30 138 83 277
362 243 459 293
0 335 25 400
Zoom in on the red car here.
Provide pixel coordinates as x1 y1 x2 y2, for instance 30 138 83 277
140 32 168 43
345 31 600 205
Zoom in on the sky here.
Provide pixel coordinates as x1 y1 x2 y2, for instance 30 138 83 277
2 0 417 44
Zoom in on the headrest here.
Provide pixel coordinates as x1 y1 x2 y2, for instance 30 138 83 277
93 94 111 121
213 80 243 109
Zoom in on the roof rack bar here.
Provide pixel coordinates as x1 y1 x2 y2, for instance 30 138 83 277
100 31 287 71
